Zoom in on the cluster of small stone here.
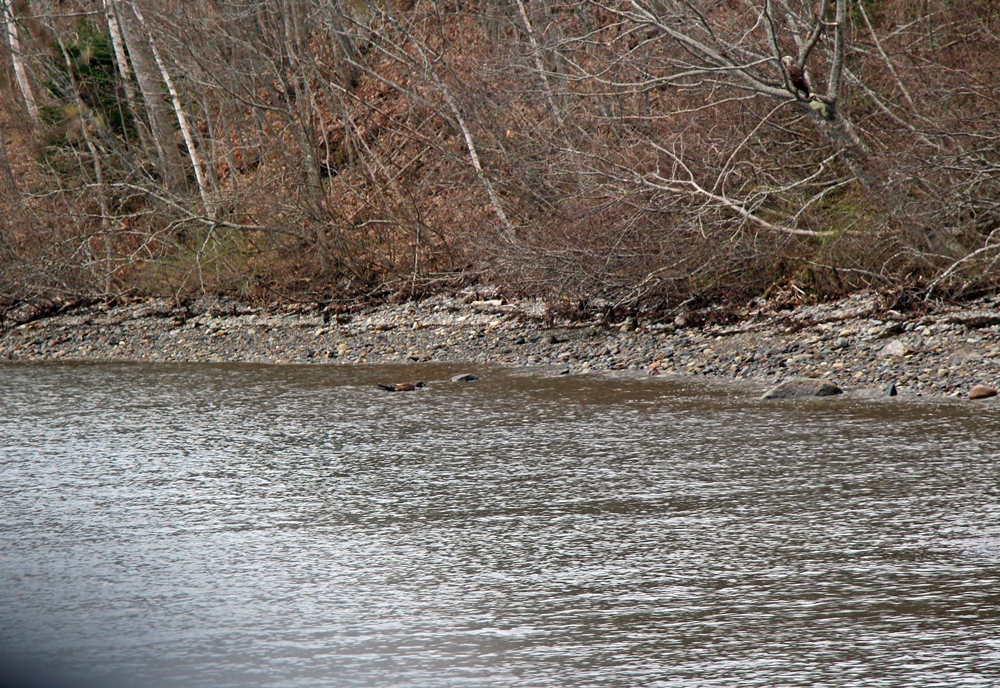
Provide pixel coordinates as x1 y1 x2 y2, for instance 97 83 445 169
3 290 1000 399
645 316 1000 398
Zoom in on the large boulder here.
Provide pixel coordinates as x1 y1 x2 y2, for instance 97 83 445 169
762 377 843 400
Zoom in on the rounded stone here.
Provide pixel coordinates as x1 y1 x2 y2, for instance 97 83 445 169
968 384 998 400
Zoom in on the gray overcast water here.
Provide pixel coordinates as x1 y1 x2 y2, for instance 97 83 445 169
1 362 999 687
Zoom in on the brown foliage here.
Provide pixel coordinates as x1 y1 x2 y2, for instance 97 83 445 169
1 0 999 314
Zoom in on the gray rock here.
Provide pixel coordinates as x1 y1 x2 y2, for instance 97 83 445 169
762 377 843 399
884 383 897 397
950 349 982 366
450 373 479 382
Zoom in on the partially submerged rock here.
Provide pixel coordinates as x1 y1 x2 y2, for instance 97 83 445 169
968 384 997 400
762 377 843 399
450 373 479 382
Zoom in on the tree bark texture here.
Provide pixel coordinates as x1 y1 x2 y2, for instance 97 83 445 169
112 0 186 193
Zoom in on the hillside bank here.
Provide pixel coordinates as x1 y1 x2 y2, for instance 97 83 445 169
3 3 1000 314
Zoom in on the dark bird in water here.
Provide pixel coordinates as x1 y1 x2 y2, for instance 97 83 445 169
782 56 810 97
378 381 426 392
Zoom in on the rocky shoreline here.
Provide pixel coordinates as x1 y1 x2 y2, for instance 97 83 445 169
4 289 1000 399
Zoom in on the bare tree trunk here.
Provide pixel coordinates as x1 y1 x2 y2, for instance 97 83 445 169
198 94 221 202
282 0 324 214
324 4 360 90
113 0 186 192
792 0 906 223
514 0 563 128
2 0 39 127
57 36 114 298
131 2 214 218
0 121 18 200
103 0 155 159
377 9 518 243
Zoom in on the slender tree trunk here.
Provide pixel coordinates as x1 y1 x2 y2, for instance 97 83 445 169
282 0 324 214
324 5 360 90
199 94 221 202
2 0 39 127
219 106 239 194
113 0 186 192
381 11 518 243
131 2 214 218
0 121 18 200
440 81 517 244
515 0 563 128
103 0 155 159
58 37 114 298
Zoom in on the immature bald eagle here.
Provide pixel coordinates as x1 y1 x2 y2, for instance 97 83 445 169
377 381 426 392
781 56 810 97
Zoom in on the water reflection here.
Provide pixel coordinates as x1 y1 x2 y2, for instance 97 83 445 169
1 363 998 687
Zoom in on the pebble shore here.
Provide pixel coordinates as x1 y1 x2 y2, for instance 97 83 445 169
4 289 1000 399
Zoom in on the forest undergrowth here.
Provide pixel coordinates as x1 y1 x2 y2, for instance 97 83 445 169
1 0 999 322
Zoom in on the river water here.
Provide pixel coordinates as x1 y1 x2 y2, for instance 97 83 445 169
1 362 998 687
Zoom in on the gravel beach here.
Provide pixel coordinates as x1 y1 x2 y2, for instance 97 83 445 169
4 289 1000 399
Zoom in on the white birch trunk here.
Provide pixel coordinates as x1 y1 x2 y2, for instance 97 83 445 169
113 0 186 192
130 2 214 218
2 0 39 126
103 0 155 157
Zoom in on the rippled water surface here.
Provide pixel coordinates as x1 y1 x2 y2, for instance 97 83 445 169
1 362 999 687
